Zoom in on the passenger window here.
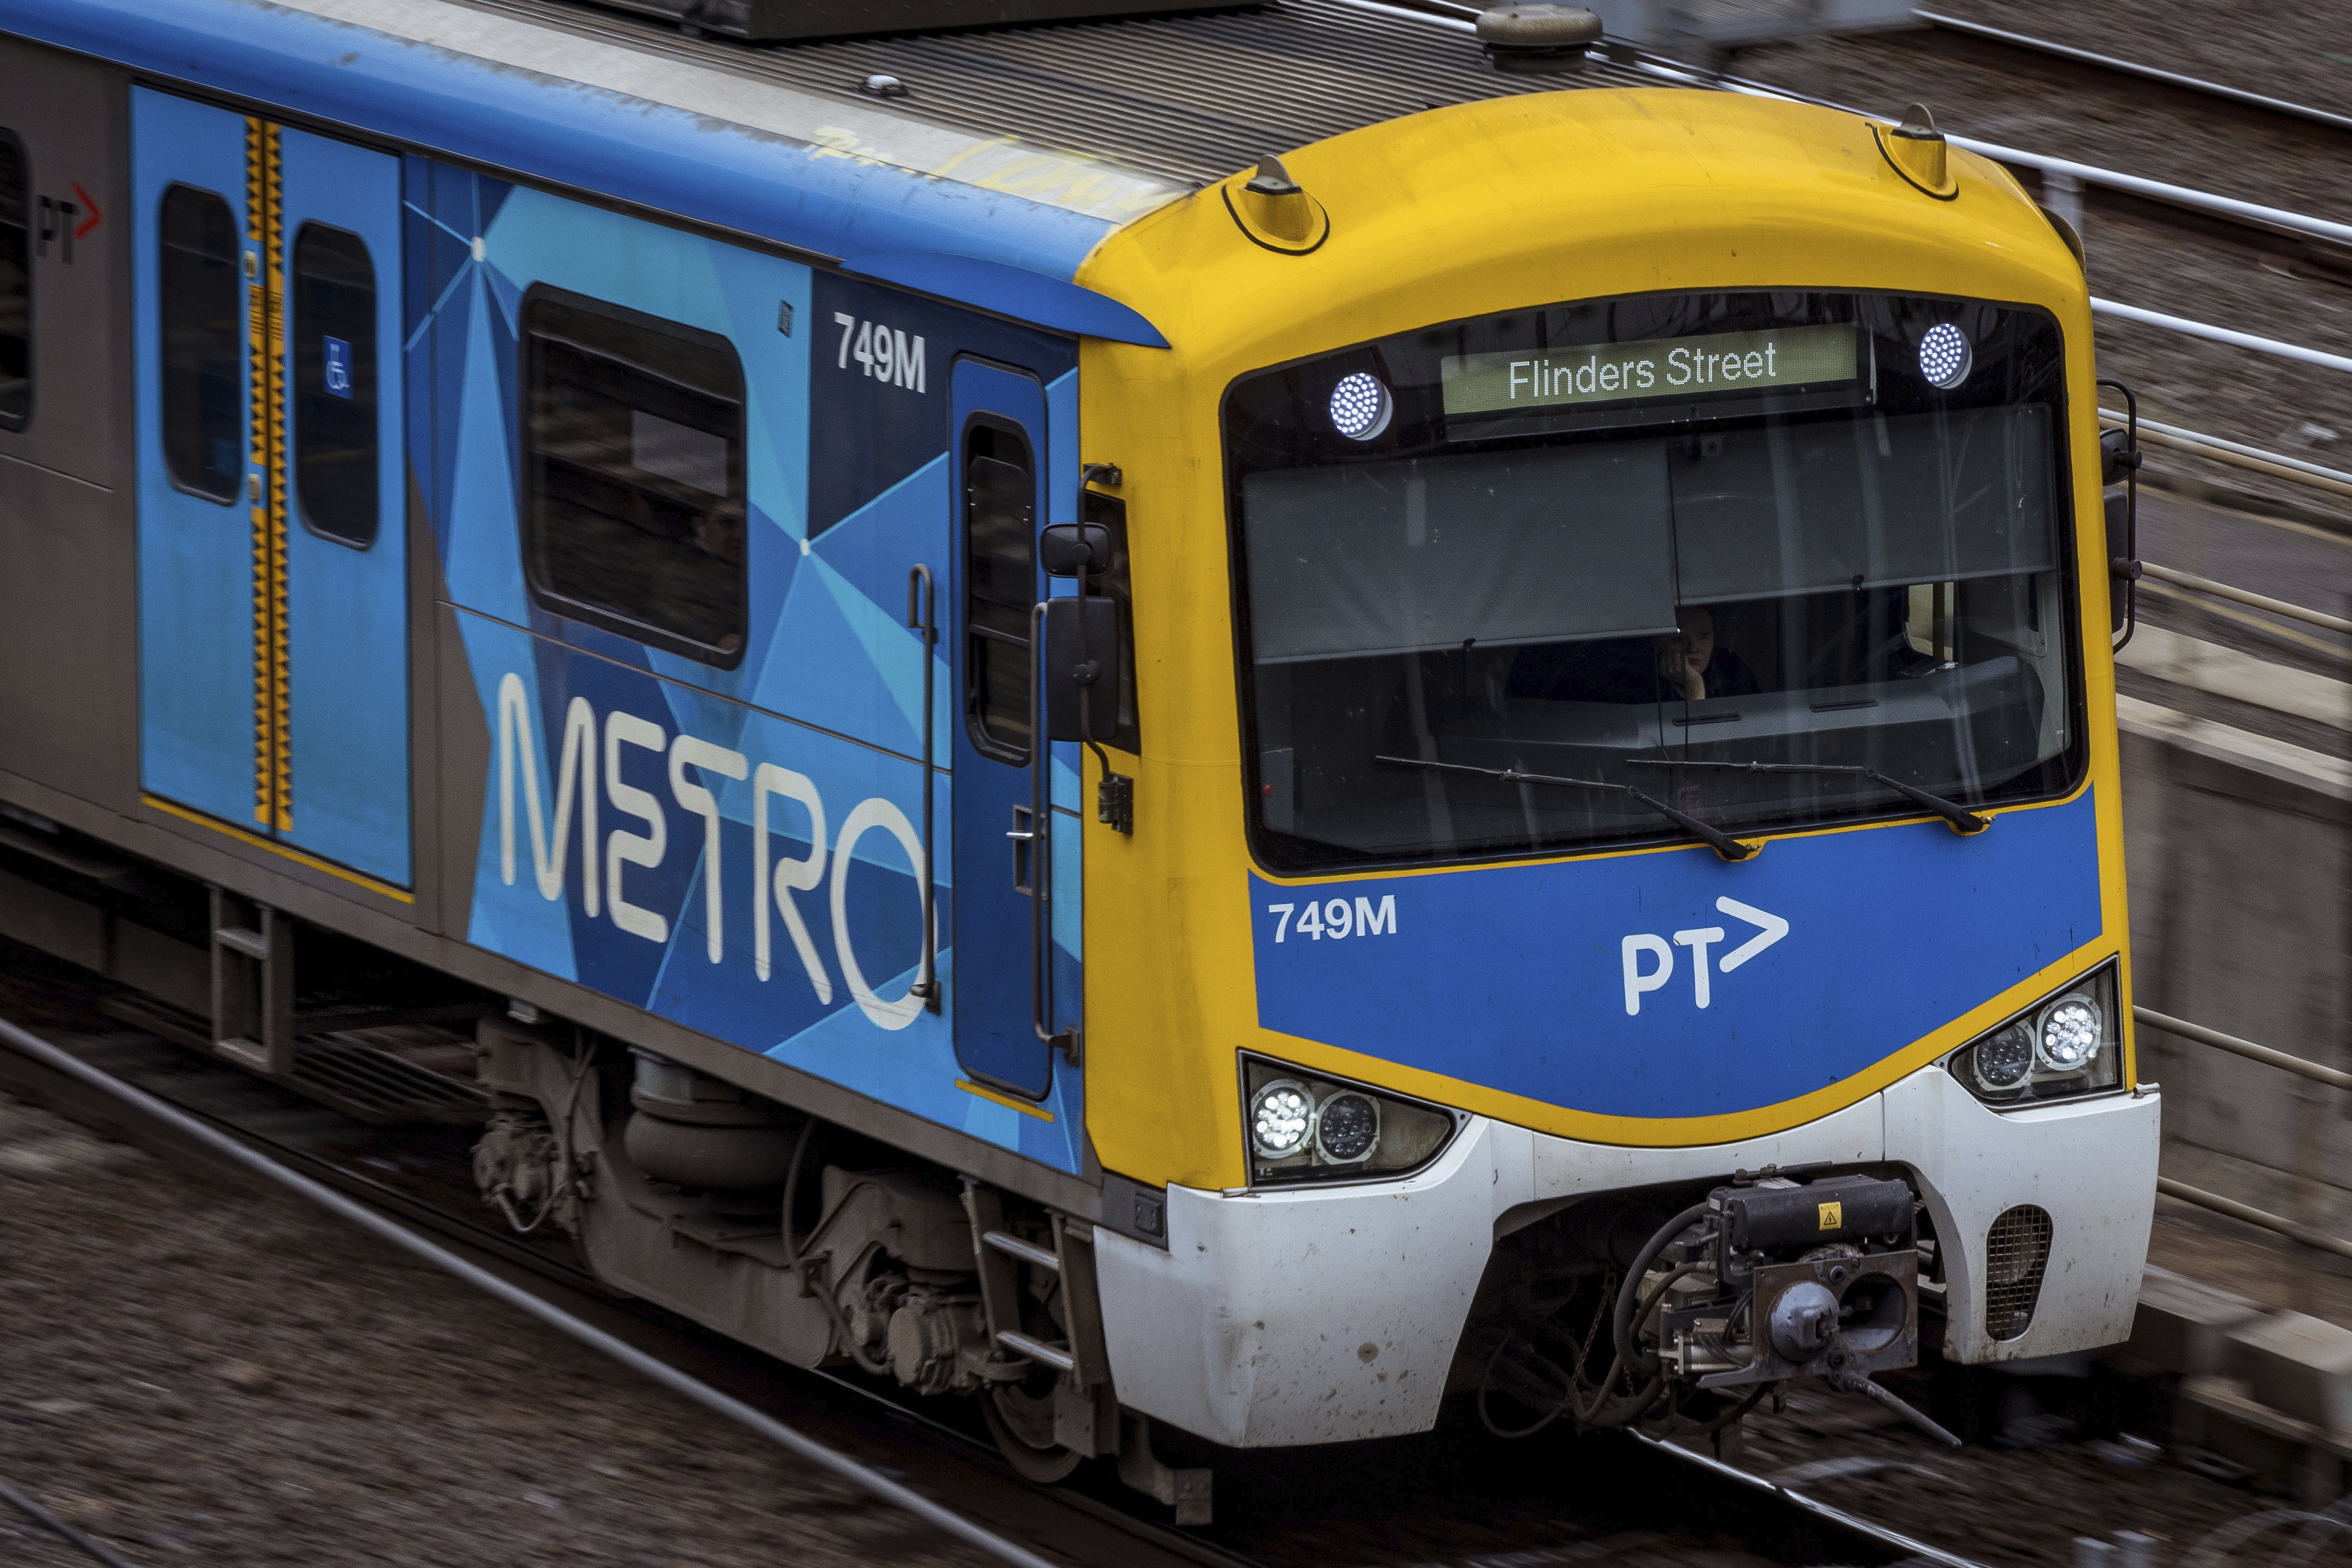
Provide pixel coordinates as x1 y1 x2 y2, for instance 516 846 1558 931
964 424 1035 760
0 129 26 431
522 287 747 665
291 222 377 547
158 183 243 503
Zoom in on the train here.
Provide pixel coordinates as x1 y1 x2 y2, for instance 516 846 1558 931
0 0 2154 1517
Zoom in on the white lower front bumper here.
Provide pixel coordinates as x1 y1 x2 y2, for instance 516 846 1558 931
1092 1070 2158 1448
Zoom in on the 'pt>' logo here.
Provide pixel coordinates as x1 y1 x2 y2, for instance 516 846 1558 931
1620 897 1788 1016
1818 1200 1843 1231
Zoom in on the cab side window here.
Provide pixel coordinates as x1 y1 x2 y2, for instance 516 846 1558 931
158 183 243 502
521 286 747 666
291 221 378 546
1 129 31 431
963 423 1035 761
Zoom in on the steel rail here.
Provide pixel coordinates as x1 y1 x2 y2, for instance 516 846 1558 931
2135 564 2352 638
1909 12 2352 138
2138 1011 2352 1260
2098 408 2352 502
0 1474 141 1568
2157 1178 2352 1263
1628 1434 1984 1568
2136 1007 2352 1092
0 1025 1975 1568
0 1017 1067 1568
2090 299 2352 376
1333 0 2352 264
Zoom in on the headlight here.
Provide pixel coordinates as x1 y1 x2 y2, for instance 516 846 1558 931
1249 1079 1315 1159
2038 998 2101 1071
1944 960 2123 1107
1241 1055 1458 1186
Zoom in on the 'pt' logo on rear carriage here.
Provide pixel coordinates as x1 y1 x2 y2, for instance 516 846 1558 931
1620 897 1789 1016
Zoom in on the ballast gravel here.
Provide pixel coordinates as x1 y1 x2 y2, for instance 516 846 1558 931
0 1089 997 1568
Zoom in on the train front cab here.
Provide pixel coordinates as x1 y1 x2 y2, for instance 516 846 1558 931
1070 90 2158 1449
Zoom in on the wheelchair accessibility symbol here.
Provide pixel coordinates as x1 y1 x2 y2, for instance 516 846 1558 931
324 334 353 399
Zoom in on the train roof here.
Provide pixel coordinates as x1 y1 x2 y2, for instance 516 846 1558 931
0 0 1641 343
490 0 1648 189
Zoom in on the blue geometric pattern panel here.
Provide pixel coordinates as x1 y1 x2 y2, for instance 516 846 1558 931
406 161 1085 1173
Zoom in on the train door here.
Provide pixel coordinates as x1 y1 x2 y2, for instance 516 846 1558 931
949 358 1057 1099
132 90 410 885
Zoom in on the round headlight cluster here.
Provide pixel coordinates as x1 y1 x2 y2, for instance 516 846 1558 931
1250 1080 1314 1158
2038 995 2103 1072
1329 372 1393 441
1918 323 1971 390
1972 1021 2035 1092
1248 1079 1382 1163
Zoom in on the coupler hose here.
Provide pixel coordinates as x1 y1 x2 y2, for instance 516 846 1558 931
1612 1200 1712 1378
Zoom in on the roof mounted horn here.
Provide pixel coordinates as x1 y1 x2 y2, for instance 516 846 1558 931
1875 102 1959 200
1225 155 1330 256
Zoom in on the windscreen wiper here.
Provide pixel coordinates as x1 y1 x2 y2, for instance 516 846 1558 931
1624 758 1988 835
1375 755 1759 861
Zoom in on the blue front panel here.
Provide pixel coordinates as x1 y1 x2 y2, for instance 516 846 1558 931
131 89 252 825
412 163 1084 1172
281 128 410 884
1251 793 2103 1121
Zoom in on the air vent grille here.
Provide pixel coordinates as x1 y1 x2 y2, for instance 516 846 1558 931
1983 1204 2053 1342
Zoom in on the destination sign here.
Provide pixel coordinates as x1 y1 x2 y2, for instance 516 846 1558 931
1441 324 1862 418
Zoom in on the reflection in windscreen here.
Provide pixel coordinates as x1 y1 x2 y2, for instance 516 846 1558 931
1243 405 2074 862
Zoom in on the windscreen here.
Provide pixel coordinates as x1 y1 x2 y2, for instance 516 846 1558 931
1227 290 2084 871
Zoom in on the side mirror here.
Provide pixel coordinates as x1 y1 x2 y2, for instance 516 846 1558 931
1042 596 1122 743
1041 522 1114 578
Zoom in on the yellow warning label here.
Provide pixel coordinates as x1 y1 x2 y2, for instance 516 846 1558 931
1818 1200 1843 1231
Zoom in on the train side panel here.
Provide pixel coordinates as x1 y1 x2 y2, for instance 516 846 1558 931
407 160 1090 1171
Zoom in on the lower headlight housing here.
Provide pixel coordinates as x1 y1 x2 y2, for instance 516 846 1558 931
1944 959 2124 1107
1241 1054 1461 1187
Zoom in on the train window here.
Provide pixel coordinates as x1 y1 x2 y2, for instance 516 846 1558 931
1227 290 2086 872
0 129 26 431
291 222 378 547
521 287 746 666
964 424 1035 761
158 184 244 503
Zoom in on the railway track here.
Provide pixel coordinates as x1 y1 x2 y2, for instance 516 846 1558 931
1894 12 2352 151
1342 0 2352 292
0 957 1976 1568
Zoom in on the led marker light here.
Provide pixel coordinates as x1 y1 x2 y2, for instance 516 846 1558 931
1918 323 1971 390
1250 1079 1316 1159
1329 372 1392 441
1973 1021 2035 1092
1314 1090 1380 1163
2038 995 2102 1071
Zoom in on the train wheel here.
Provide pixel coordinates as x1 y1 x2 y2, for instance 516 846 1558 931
982 1377 1085 1483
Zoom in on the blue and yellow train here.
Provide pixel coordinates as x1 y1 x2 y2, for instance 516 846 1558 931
0 0 2153 1508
